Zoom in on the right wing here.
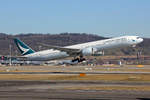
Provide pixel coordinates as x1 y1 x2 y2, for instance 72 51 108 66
39 43 81 56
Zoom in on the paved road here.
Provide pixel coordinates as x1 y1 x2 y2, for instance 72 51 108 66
0 80 149 100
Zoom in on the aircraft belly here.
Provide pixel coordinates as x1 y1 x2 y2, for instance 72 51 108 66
27 52 69 61
46 52 69 60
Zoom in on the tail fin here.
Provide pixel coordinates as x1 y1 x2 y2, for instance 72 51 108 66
14 38 35 55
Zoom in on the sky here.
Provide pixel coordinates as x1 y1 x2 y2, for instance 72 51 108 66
0 0 150 37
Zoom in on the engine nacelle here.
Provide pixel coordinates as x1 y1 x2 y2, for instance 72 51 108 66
81 47 97 56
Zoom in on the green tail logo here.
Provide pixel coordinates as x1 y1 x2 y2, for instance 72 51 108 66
14 38 35 55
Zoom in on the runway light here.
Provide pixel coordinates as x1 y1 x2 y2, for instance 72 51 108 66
79 73 86 77
137 65 144 67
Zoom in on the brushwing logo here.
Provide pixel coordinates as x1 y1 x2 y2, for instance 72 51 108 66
17 42 30 55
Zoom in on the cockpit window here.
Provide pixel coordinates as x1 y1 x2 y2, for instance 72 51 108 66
137 37 140 39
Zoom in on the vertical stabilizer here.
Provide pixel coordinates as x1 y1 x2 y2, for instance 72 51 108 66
14 38 35 55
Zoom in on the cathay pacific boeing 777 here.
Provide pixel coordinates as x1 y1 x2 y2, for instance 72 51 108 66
14 36 143 62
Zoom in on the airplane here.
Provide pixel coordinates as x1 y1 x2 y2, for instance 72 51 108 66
14 36 143 62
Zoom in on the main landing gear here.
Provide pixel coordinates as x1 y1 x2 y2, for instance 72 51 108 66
72 55 86 63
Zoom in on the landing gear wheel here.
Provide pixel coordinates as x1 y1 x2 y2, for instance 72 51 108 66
72 55 86 63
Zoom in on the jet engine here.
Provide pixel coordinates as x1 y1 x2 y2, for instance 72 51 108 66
81 47 97 56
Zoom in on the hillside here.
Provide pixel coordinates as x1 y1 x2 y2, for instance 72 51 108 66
0 33 149 56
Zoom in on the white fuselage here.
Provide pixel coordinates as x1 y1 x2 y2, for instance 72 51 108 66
24 36 143 61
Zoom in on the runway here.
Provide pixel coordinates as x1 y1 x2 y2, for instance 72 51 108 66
0 80 150 100
1 64 150 74
0 71 150 74
0 65 150 100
